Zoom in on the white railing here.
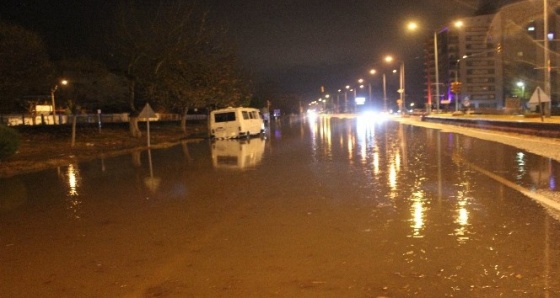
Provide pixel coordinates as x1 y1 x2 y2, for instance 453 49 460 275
0 113 207 126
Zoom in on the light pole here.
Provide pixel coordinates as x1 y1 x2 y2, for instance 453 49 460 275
433 30 440 113
408 21 463 114
50 79 68 124
382 73 387 113
368 69 376 105
344 85 350 113
454 55 468 112
337 89 341 113
543 0 551 116
385 55 406 115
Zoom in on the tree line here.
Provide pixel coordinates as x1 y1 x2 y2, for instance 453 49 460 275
0 0 277 136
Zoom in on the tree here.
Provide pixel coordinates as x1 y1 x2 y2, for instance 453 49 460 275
55 57 128 146
107 0 252 135
57 57 128 113
0 22 53 114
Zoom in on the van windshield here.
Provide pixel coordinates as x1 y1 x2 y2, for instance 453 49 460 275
214 112 236 123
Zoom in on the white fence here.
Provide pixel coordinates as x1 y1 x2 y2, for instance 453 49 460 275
0 113 207 126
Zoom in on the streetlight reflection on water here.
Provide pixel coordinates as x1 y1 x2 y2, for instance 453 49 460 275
61 163 82 219
307 115 480 243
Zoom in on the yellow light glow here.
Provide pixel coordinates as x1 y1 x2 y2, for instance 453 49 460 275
373 151 380 176
407 22 418 31
389 163 397 189
67 164 79 196
413 201 424 230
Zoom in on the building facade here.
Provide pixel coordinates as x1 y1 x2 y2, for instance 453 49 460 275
423 1 560 112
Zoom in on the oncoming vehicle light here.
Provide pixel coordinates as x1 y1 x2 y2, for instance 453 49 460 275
359 110 388 123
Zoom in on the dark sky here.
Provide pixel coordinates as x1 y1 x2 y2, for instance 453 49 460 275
205 0 481 101
1 0 492 103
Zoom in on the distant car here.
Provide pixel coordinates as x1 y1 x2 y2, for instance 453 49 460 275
209 107 265 139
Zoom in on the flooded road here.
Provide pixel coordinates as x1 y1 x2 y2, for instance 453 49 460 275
1 115 560 297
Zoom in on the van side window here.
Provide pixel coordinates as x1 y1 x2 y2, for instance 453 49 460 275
242 111 250 120
214 112 236 123
251 111 259 119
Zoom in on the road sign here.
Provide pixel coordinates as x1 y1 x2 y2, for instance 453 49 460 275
139 103 156 147
138 103 156 119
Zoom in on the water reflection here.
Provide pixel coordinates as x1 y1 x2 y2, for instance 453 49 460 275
410 189 426 238
211 138 266 170
305 115 560 247
516 152 526 181
2 116 560 296
144 149 161 194
62 163 82 219
66 164 80 196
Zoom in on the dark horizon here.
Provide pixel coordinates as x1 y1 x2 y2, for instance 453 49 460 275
0 0 525 104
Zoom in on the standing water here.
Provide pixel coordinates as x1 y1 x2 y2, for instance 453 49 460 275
1 115 559 297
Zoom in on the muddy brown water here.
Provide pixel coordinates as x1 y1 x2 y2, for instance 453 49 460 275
1 116 560 297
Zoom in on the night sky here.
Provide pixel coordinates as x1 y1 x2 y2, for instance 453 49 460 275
207 0 480 101
1 0 506 103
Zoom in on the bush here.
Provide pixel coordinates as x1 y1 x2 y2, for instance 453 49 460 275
0 125 20 160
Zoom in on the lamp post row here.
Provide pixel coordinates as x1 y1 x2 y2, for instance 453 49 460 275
326 57 404 114
323 7 551 114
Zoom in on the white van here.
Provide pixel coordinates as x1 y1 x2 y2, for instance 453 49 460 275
209 107 265 139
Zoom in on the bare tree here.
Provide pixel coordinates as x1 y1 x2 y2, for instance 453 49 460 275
107 0 251 135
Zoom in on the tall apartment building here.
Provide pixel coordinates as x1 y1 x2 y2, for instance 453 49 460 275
424 14 503 110
493 1 560 113
423 1 560 111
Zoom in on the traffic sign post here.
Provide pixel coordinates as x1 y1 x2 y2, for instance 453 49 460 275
138 103 156 147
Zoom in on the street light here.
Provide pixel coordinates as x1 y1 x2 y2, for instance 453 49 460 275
51 79 68 124
385 55 406 115
344 85 350 113
368 69 376 105
382 73 387 112
407 20 463 114
517 81 525 100
337 89 342 113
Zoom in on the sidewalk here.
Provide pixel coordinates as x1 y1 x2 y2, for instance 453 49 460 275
425 113 560 124
420 113 560 138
